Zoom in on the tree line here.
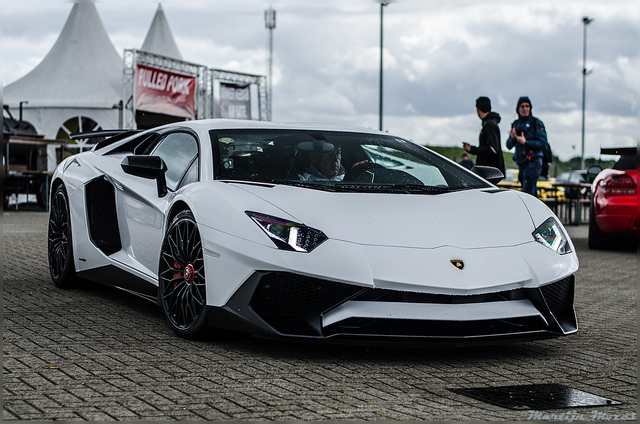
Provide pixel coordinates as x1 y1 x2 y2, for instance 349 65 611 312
427 145 616 178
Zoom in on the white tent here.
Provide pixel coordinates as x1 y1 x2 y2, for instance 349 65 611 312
3 3 122 154
141 4 183 60
4 3 188 170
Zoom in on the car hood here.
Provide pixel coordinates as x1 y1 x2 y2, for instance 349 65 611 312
225 183 537 249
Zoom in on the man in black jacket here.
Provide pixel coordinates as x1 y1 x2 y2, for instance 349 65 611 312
463 96 505 175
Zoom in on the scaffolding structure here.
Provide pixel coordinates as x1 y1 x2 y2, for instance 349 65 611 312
123 49 267 129
208 69 268 121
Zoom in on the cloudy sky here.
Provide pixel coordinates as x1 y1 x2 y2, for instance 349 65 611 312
3 1 638 160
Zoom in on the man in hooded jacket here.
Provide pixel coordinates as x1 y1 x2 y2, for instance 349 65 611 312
463 96 505 175
506 96 548 197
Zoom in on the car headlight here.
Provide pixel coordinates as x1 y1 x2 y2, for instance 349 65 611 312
532 217 572 254
246 211 328 252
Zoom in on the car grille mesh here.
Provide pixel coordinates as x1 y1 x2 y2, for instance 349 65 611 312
251 273 358 316
540 276 573 316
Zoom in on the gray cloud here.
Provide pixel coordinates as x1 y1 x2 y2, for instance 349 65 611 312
3 2 637 160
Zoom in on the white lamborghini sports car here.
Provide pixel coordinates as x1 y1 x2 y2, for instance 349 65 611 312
48 120 578 346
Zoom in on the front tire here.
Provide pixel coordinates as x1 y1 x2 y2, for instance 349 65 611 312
158 210 209 339
48 184 81 288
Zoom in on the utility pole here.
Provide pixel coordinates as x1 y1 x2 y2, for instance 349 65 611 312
581 16 593 169
265 5 276 121
379 3 388 132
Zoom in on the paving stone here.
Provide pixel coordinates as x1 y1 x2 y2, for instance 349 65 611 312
3 211 637 420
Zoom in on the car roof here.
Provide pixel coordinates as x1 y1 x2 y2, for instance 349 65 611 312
95 120 393 154
159 119 386 135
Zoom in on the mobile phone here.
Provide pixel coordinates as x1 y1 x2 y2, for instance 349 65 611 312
515 129 523 136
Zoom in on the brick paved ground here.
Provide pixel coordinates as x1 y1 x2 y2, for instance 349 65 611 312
3 211 637 421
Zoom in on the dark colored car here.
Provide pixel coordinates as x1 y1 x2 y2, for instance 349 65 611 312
588 147 637 249
555 169 599 200
555 170 589 184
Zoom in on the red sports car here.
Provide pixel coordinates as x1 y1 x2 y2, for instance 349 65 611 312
589 147 638 249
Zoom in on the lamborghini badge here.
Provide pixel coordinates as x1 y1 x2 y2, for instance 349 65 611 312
450 259 464 270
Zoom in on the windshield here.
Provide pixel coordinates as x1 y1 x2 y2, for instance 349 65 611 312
210 129 491 193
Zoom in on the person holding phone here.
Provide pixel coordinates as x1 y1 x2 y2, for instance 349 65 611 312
463 96 505 175
506 96 548 197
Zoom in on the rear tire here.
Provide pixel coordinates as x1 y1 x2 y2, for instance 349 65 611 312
48 184 81 288
588 201 611 250
158 210 210 339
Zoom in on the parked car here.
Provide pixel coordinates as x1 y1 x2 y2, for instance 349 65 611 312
554 169 599 200
48 119 578 346
588 147 637 249
497 168 561 199
555 170 589 184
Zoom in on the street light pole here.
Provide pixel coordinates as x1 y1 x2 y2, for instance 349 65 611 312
581 16 593 170
379 3 388 132
265 5 276 121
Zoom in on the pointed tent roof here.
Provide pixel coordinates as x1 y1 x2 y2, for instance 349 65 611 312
141 4 183 60
3 3 122 109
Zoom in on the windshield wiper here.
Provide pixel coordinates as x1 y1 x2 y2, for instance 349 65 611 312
384 184 453 194
265 180 471 194
269 180 354 192
332 183 457 194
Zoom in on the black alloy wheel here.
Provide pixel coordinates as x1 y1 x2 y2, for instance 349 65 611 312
159 210 209 339
48 184 80 288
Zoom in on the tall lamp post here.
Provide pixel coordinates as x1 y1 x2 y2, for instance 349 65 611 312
265 5 276 121
581 16 593 170
379 3 388 132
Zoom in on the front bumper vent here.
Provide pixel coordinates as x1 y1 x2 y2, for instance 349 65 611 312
248 272 577 340
539 275 576 333
540 276 573 316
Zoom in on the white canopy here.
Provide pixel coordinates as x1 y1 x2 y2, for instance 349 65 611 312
3 3 188 167
3 3 123 169
141 4 183 60
3 3 122 110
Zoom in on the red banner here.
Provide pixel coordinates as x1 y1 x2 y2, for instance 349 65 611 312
135 64 196 118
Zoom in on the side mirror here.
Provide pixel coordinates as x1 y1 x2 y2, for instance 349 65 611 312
471 165 504 185
121 155 168 197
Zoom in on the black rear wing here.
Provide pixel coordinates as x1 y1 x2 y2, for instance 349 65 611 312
600 147 637 156
71 129 142 150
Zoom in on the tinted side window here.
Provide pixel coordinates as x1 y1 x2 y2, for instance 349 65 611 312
181 158 199 188
151 132 198 191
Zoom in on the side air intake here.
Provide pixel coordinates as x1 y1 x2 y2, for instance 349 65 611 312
85 177 122 256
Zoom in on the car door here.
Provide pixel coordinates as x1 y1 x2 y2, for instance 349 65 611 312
118 131 199 280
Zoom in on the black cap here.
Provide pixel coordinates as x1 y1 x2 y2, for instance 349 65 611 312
476 96 491 113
